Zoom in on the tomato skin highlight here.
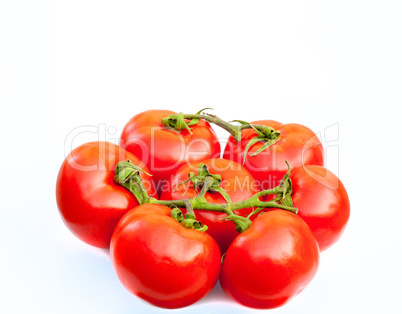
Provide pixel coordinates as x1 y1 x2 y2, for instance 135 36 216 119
290 165 350 251
220 210 319 309
120 110 221 192
56 141 156 248
110 204 221 309
223 120 324 189
160 158 260 253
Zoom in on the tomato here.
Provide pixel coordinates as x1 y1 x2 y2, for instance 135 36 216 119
56 141 156 248
289 165 350 251
110 204 221 309
223 120 324 189
160 158 260 253
119 110 220 193
220 210 320 309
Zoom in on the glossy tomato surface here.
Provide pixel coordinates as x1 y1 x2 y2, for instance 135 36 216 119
110 204 221 309
223 120 324 189
160 158 260 253
56 141 156 248
220 210 320 309
120 110 220 192
290 165 350 251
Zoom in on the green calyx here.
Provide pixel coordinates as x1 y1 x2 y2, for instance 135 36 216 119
172 164 254 233
114 160 152 205
245 161 296 218
273 161 295 209
161 108 211 134
174 163 233 205
222 214 253 234
171 208 208 232
242 124 281 164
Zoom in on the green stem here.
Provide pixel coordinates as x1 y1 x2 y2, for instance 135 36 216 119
147 177 296 233
170 207 208 232
114 160 151 205
163 110 277 142
148 190 296 215
180 113 244 141
115 160 297 233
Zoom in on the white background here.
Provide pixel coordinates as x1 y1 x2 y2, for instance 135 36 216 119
1 1 401 313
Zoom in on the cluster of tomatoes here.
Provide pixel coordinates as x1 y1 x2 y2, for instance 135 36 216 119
56 109 350 309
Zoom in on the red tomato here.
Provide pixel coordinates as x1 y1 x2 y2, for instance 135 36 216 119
290 165 350 251
120 110 220 193
110 204 221 309
223 120 324 189
56 141 156 248
220 210 320 309
160 158 260 253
